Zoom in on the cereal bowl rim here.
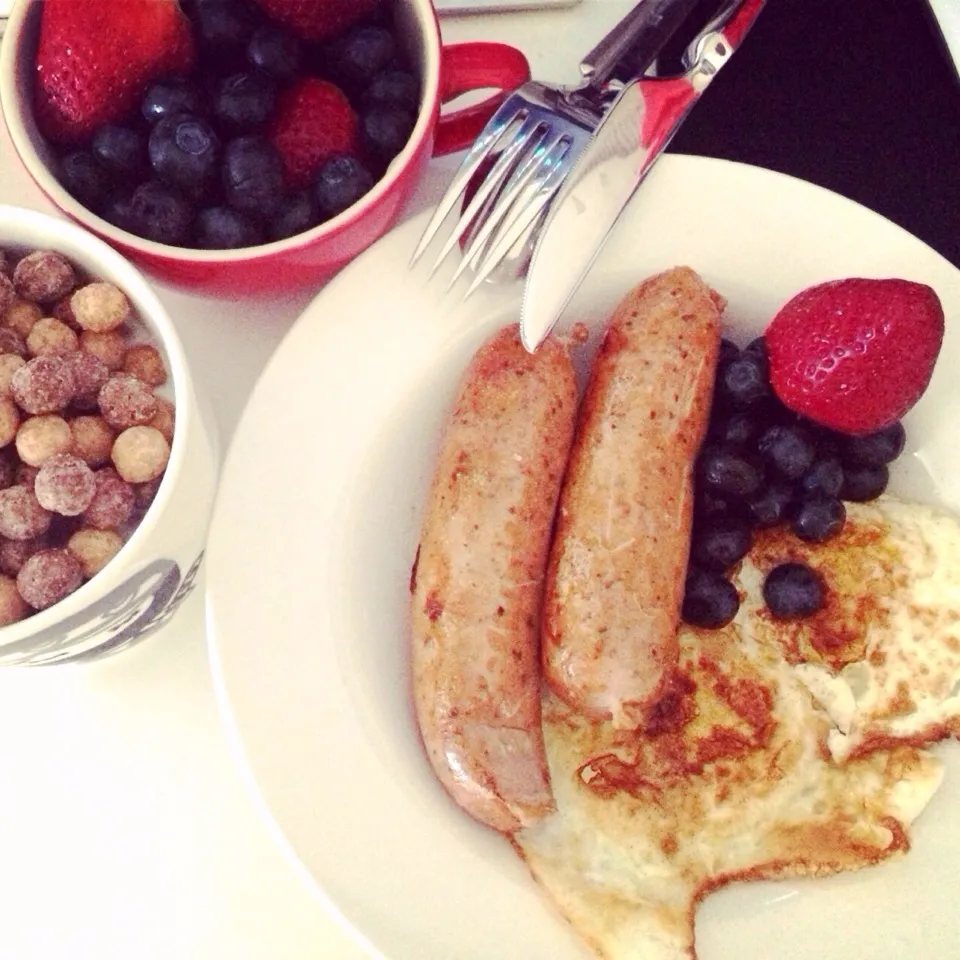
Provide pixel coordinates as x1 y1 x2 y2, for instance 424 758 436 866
0 0 443 266
0 203 192 649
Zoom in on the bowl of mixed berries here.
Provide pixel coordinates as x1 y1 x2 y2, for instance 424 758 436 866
0 0 529 294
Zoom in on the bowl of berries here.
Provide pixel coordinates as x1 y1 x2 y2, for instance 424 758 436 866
0 203 218 664
0 0 529 295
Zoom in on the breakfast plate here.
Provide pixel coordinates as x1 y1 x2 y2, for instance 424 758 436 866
204 154 960 960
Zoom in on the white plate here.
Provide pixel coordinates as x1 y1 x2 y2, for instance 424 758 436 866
205 155 960 960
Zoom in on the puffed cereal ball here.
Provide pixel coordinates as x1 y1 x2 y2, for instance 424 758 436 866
35 454 96 516
133 476 163 510
70 282 130 333
79 330 127 370
0 485 52 540
0 273 14 316
3 300 41 338
13 251 75 303
17 548 82 609
16 415 74 467
11 355 76 414
65 351 109 404
0 398 20 448
83 468 135 530
71 415 115 467
0 328 28 358
67 527 124 578
147 396 174 443
98 374 158 429
111 426 169 484
0 573 28 625
0 536 44 576
122 344 167 387
0 355 25 398
27 317 79 358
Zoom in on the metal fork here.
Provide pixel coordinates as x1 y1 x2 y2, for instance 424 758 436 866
410 0 702 285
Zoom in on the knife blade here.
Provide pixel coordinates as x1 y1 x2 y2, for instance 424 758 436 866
519 0 767 352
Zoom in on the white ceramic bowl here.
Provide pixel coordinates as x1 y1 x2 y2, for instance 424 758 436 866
0 204 218 665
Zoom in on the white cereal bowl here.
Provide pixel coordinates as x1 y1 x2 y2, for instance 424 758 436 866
0 204 218 665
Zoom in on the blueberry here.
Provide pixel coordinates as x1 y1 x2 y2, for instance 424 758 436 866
717 337 740 370
142 77 207 125
247 25 302 81
59 151 110 209
792 496 846 542
682 567 740 629
91 125 146 180
221 136 285 220
717 352 770 408
194 0 258 50
763 562 824 619
314 155 375 217
691 514 752 571
100 191 136 232
327 26 397 90
757 423 816 480
799 457 844 499
362 69 420 112
694 489 738 522
126 180 194 246
745 482 795 529
362 106 416 164
710 411 761 447
149 115 220 191
194 206 263 249
697 444 764 500
213 71 277 132
841 422 906 467
840 463 889 502
269 190 320 241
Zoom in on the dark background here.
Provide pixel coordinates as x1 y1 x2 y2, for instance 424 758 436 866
660 0 960 267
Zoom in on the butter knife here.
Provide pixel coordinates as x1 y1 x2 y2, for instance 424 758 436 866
519 0 767 352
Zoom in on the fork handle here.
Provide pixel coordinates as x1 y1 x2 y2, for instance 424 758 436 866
579 0 703 87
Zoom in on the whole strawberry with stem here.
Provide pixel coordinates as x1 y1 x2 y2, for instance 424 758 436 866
34 0 195 146
764 277 944 436
250 0 382 42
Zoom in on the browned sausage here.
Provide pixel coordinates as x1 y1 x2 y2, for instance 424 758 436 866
542 267 722 729
410 324 579 832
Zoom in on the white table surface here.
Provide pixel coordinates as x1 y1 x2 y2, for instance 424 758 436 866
0 4 637 959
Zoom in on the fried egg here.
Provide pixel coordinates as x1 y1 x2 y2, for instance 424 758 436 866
512 495 960 959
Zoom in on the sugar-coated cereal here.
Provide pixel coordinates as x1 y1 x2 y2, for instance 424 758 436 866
51 295 79 329
11 355 76 414
148 396 175 443
0 573 28 625
17 548 83 610
0 354 25 398
67 527 124 578
79 330 127 370
3 300 41 339
0 454 15 491
71 415 115 467
70 282 131 333
13 251 76 303
15 463 38 488
0 536 44 576
27 317 79 358
111 426 169 483
0 485 52 540
123 344 167 387
65 351 109 403
83 467 135 530
133 476 163 510
0 398 20 448
35 453 96 517
98 374 158 430
0 274 15 316
16 415 74 467
0 328 28 358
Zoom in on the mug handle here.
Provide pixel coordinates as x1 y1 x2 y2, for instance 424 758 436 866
433 43 531 157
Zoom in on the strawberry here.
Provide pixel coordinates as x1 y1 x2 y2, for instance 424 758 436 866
34 0 195 146
250 0 381 42
764 278 944 436
268 78 359 190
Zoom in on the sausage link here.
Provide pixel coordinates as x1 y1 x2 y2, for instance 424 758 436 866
542 267 722 729
410 325 578 832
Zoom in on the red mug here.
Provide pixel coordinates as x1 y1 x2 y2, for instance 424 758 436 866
0 0 531 296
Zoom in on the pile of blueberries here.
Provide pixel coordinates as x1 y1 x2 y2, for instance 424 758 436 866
681 337 906 629
55 0 419 249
